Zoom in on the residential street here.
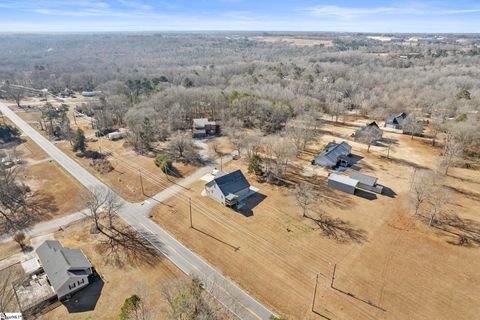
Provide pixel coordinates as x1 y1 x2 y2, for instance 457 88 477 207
0 209 88 243
0 101 274 320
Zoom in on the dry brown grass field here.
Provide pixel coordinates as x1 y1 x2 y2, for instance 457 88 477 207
150 120 480 319
249 36 334 47
18 161 87 217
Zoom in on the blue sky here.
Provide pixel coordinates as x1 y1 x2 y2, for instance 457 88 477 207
0 0 479 33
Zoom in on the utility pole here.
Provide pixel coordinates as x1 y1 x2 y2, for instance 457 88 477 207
311 273 319 312
220 155 223 171
189 197 193 228
330 263 337 288
139 169 145 195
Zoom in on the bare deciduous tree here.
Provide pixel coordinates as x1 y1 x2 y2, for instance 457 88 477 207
2 83 26 108
168 131 200 163
243 131 262 161
161 275 229 320
264 136 297 181
410 170 450 226
224 119 246 158
13 232 26 250
82 187 157 266
293 182 316 217
402 114 423 139
356 126 383 152
441 132 464 175
0 165 48 233
410 170 436 216
285 112 318 152
428 184 450 226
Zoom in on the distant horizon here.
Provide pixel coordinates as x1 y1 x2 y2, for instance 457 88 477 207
0 30 479 36
0 1 479 33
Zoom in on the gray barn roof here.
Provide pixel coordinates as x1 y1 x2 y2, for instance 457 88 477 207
207 170 250 196
328 173 359 187
349 172 378 186
36 240 92 292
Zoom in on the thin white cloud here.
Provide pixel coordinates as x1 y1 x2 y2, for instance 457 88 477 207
305 4 480 18
116 0 153 11
307 5 394 18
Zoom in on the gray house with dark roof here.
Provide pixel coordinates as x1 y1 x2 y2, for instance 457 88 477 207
385 112 407 129
36 240 93 300
205 170 252 208
313 141 352 168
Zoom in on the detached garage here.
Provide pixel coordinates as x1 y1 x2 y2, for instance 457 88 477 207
328 173 358 194
349 172 383 194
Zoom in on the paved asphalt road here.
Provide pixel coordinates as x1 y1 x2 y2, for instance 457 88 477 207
0 101 275 320
0 209 88 243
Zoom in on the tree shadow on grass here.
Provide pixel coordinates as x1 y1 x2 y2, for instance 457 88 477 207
376 137 399 147
433 213 480 247
95 222 163 268
306 214 368 244
2 191 59 234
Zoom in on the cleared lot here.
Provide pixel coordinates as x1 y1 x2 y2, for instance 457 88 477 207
19 161 86 218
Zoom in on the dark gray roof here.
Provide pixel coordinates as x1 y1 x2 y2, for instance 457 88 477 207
36 240 92 292
207 170 250 196
316 141 352 166
349 172 378 186
386 112 407 125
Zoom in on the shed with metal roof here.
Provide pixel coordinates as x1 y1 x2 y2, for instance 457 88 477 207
328 173 358 194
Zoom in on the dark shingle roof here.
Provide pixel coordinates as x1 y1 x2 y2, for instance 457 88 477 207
316 141 352 166
36 240 91 292
208 170 250 196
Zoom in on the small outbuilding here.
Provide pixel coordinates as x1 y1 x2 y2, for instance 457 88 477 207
313 141 352 168
107 131 128 141
193 118 219 138
349 172 383 194
384 112 407 129
328 173 358 194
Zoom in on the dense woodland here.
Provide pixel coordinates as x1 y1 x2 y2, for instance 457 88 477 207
0 32 479 162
